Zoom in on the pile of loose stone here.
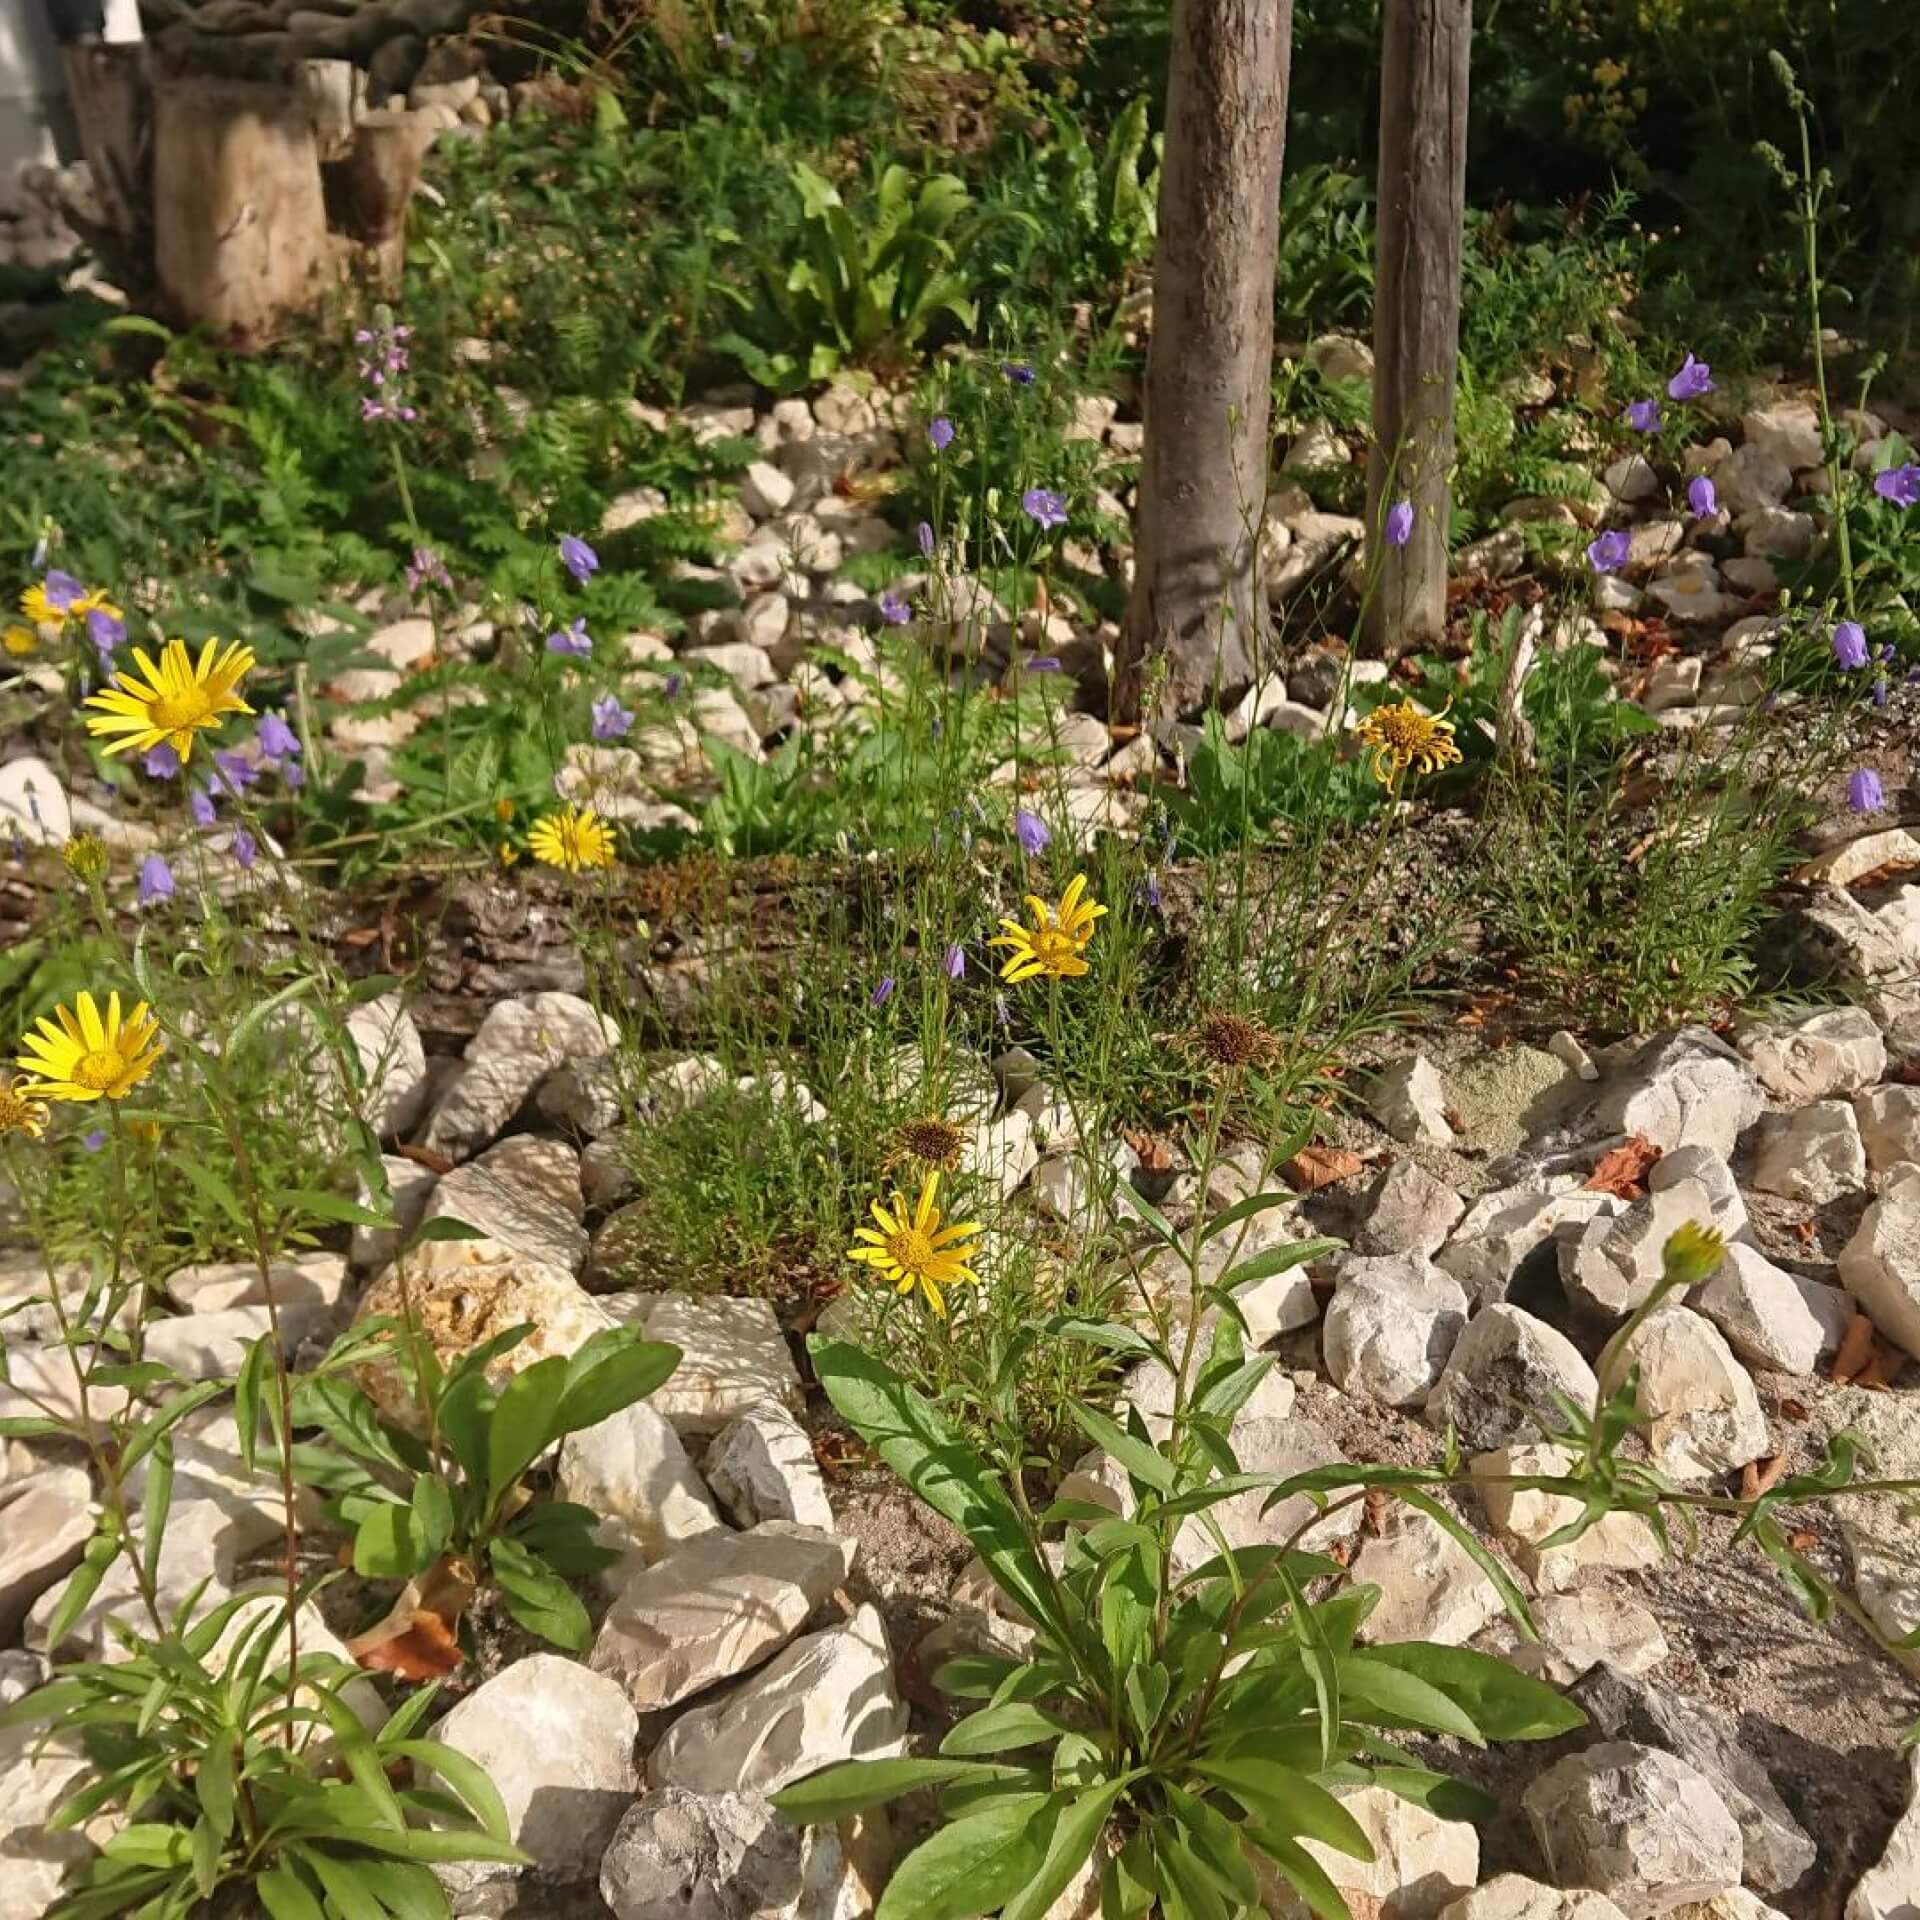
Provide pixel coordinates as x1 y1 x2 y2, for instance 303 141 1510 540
5 782 1920 1914
0 160 93 274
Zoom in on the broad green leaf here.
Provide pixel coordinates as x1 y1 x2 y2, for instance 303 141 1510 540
346 1856 444 1920
1191 1758 1371 1859
772 1757 1033 1823
387 1739 512 1843
1219 1240 1342 1294
1164 1784 1261 1906
140 1440 174 1594
354 1502 432 1581
410 1475 454 1564
1359 1643 1586 1742
195 1736 236 1841
1068 1402 1174 1494
411 1216 488 1244
1200 1191 1302 1243
489 1535 590 1650
1365 1764 1494 1823
1000 1782 1125 1920
875 1794 1057 1920
298 1846 388 1920
274 1189 392 1230
927 1654 1025 1700
940 1701 1062 1757
555 1338 680 1436
1335 1654 1483 1746
1110 1180 1184 1250
46 1531 118 1655
1394 1488 1536 1639
256 1859 327 1920
809 1339 1060 1637
1245 1828 1354 1920
486 1357 569 1508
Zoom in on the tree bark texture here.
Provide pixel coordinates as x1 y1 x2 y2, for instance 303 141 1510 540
1115 0 1293 727
325 109 441 293
1364 0 1471 658
58 41 154 292
152 75 337 348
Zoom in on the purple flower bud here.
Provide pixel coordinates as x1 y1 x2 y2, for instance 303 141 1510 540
547 617 593 657
1025 656 1062 674
1384 500 1414 547
1624 399 1662 433
86 607 124 653
257 712 301 760
1587 528 1632 574
1833 621 1869 670
662 671 684 702
870 975 895 1008
1874 678 1890 710
1849 768 1886 813
1667 353 1713 400
144 743 181 780
190 786 216 827
916 521 935 557
1137 869 1162 911
212 749 258 794
282 760 304 791
1021 487 1068 530
1003 362 1036 386
591 694 635 740
878 589 912 626
1687 474 1718 518
927 416 955 452
943 942 965 980
1874 464 1920 508
83 1127 107 1153
137 853 175 906
231 830 258 870
1013 807 1050 855
558 533 600 584
994 993 1010 1028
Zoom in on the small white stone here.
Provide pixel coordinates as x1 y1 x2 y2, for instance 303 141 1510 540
1324 1255 1469 1407
705 1401 834 1531
557 1397 723 1569
1740 1006 1887 1101
1485 1586 1669 1686
1370 1053 1456 1147
1694 1243 1853 1374
1471 1443 1663 1592
640 1293 804 1436
1425 1305 1600 1451
1854 1086 1920 1173
1606 1305 1768 1482
1839 1164 1920 1358
1748 1099 1868 1206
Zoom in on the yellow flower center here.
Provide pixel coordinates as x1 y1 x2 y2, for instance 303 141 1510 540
73 1049 126 1092
887 1227 936 1274
149 686 216 732
1032 925 1080 971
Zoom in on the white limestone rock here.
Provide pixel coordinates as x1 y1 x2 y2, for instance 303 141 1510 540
1850 1744 1920 1920
557 1396 724 1569
1350 1502 1506 1646
1371 1053 1457 1147
1854 1087 1920 1174
0 755 72 847
1593 1028 1763 1159
1255 1785 1478 1920
1560 1178 1720 1320
1607 1305 1768 1482
648 1603 906 1796
705 1401 835 1531
430 1655 639 1891
1424 1305 1600 1451
1483 1586 1669 1686
1739 1007 1886 1102
1524 1743 1742 1919
420 1133 589 1271
0 1468 92 1644
1355 1158 1468 1258
638 1293 804 1437
1693 1243 1852 1375
1747 1100 1867 1206
1647 1145 1750 1245
1439 1185 1624 1307
422 992 620 1160
600 1787 889 1920
1323 1255 1469 1407
1470 1443 1664 1592
1439 1879 1631 1920
1838 1165 1920 1358
589 1522 855 1712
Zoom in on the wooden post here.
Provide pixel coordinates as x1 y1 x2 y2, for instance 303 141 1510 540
325 109 441 294
1364 0 1471 658
1114 0 1294 726
151 72 337 347
56 39 153 291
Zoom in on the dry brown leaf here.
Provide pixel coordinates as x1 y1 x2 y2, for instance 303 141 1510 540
1779 1398 1809 1423
1283 1144 1366 1193
1583 1135 1664 1201
346 1556 474 1680
1832 1313 1878 1385
1739 1455 1789 1501
1363 1487 1390 1537
1859 1341 1907 1390
1122 1128 1177 1174
394 1143 455 1176
1786 1529 1818 1554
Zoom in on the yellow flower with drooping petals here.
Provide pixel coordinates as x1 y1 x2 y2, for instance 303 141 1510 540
15 992 165 1103
0 1077 50 1139
990 873 1107 983
527 805 617 873
20 583 62 628
848 1170 981 1318
1353 699 1463 785
3 624 37 658
84 638 255 763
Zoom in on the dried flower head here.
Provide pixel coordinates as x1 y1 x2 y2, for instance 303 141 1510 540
1192 1009 1281 1072
0 1076 50 1139
889 1115 969 1173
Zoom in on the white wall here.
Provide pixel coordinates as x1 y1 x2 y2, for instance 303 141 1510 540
0 0 142 207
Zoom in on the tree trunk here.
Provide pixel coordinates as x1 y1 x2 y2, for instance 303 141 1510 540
152 73 337 348
57 41 154 292
1364 0 1471 658
1114 0 1293 727
325 109 440 293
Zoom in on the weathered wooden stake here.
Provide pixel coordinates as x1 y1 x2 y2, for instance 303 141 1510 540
1365 0 1472 659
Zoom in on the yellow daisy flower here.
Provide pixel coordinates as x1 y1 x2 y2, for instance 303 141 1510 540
848 1170 982 1318
84 638 256 764
16 991 166 1103
0 1077 50 1139
990 873 1107 983
19 583 62 628
528 805 617 873
3 624 37 658
72 588 122 625
1352 699 1463 786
